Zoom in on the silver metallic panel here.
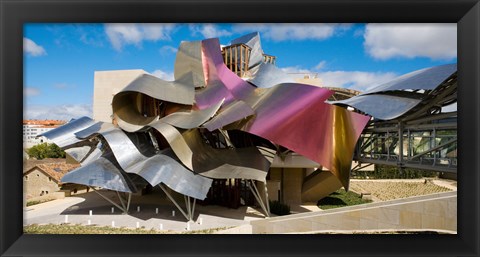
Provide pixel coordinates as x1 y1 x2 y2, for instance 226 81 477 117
111 73 194 128
247 62 295 88
39 116 96 148
150 121 194 170
332 94 422 120
74 122 115 139
64 146 92 163
118 73 194 105
159 99 224 129
174 41 206 88
202 100 255 131
96 127 211 200
99 128 153 170
231 32 264 69
127 154 212 200
182 129 270 181
115 114 155 133
365 63 456 94
81 147 102 166
151 122 269 181
61 155 135 193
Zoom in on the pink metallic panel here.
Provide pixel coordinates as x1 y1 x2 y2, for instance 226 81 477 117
199 38 371 189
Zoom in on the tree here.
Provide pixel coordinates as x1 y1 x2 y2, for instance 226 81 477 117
27 143 65 159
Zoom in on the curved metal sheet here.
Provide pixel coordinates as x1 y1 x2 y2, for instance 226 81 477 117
81 147 102 166
111 73 194 127
174 41 206 88
61 155 135 193
231 83 371 189
117 73 194 105
159 99 224 129
331 94 422 120
98 128 155 170
127 154 212 200
94 127 211 199
202 100 255 131
247 62 294 88
365 63 457 94
230 32 264 69
39 116 96 148
150 122 269 181
182 129 270 181
64 146 92 163
74 121 115 139
150 121 194 170
115 114 155 133
198 38 371 189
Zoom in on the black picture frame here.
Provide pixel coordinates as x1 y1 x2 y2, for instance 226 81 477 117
1 0 479 256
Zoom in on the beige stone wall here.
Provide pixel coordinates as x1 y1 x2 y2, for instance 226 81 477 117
268 168 304 205
251 191 457 234
23 169 61 199
93 70 146 123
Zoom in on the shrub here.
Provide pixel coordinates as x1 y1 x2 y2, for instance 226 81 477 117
27 143 65 160
352 165 439 179
269 200 290 216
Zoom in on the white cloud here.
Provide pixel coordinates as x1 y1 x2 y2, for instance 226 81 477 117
189 24 232 38
24 38 47 56
317 71 397 91
280 66 311 74
105 23 176 51
233 23 351 41
24 87 41 97
364 23 457 60
314 61 327 70
159 45 178 55
281 66 397 91
151 69 174 81
24 104 93 121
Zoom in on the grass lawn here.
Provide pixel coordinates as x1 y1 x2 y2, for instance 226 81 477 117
317 189 372 210
24 223 229 234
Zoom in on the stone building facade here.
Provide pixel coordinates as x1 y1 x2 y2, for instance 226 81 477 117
23 162 79 199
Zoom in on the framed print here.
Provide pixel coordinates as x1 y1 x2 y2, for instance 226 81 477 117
1 0 479 256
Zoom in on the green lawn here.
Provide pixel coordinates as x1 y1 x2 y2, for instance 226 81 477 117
317 189 372 210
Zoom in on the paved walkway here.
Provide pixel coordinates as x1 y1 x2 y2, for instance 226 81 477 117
24 189 266 232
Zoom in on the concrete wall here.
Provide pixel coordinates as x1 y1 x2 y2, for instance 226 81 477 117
23 168 61 199
93 70 146 122
251 191 456 234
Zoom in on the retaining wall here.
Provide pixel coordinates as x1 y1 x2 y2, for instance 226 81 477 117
251 191 456 234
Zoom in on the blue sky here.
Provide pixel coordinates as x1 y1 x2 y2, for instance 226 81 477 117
24 23 457 120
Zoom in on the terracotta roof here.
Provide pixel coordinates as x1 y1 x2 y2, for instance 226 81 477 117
24 162 80 183
23 158 65 172
23 120 66 126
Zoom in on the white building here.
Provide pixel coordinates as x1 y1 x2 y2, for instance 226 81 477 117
23 120 66 148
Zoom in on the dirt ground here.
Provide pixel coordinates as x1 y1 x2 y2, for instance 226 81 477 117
349 178 457 202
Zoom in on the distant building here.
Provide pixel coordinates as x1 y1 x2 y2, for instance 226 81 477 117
23 120 66 148
23 160 79 199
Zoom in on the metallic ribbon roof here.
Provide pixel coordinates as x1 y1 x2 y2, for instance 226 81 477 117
61 154 136 193
45 32 376 196
331 63 457 121
39 117 96 148
364 63 457 94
